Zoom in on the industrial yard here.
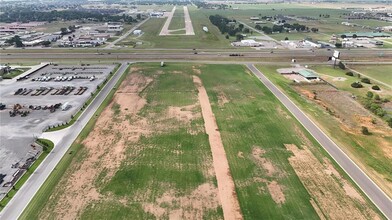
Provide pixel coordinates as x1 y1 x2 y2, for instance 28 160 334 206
0 63 116 201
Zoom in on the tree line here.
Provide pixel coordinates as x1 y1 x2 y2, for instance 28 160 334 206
209 14 241 37
254 23 316 34
0 9 137 23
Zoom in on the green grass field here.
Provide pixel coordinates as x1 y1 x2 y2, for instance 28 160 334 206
199 64 381 219
168 6 185 30
202 3 383 42
309 65 392 98
119 6 232 49
21 63 223 219
20 63 382 219
257 64 392 199
349 65 392 86
1 68 29 79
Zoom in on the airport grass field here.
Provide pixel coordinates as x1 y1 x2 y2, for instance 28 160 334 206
118 6 232 49
20 63 382 219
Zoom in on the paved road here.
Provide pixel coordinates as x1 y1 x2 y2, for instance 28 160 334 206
247 64 392 219
105 18 150 49
0 62 130 220
183 6 195 35
159 6 176 36
2 49 392 61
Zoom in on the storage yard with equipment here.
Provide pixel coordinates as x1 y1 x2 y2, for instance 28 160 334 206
0 63 116 203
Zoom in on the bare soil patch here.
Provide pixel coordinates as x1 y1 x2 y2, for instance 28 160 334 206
285 144 380 219
143 183 220 219
167 104 199 124
193 75 243 220
267 181 285 205
217 92 230 107
41 72 153 219
251 147 276 177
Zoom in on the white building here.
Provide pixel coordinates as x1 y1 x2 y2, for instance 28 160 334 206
133 30 142 35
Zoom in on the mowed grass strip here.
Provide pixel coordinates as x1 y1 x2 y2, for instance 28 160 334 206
168 6 185 30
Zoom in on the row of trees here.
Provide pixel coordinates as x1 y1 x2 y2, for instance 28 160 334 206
209 15 241 37
0 9 136 23
254 23 314 34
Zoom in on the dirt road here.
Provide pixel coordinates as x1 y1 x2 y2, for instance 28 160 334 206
193 76 243 220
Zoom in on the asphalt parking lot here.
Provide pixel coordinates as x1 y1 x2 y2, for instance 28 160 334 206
0 63 115 200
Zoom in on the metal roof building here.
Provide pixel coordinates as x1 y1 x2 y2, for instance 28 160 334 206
298 70 319 79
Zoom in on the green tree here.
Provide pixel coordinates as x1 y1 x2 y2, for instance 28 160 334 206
387 118 392 128
372 85 380 90
366 91 373 98
42 41 51 47
338 61 345 70
236 34 244 41
60 27 68 35
361 78 371 84
374 94 380 100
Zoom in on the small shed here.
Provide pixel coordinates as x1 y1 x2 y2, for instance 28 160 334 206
298 70 319 80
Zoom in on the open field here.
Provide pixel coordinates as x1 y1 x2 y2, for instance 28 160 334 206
168 6 185 30
199 64 382 219
20 63 224 219
120 6 231 49
202 3 387 42
309 65 392 99
17 63 383 219
349 65 392 86
257 65 392 199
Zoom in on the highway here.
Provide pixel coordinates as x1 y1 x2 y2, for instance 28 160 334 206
0 62 130 220
247 64 392 219
1 49 392 61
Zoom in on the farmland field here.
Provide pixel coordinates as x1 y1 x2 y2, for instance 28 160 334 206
20 63 382 219
257 64 392 199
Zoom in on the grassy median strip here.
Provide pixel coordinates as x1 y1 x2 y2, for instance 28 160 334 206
0 139 54 211
45 63 121 132
19 64 130 220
